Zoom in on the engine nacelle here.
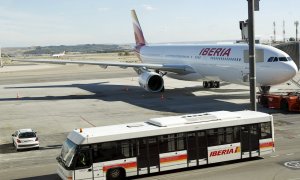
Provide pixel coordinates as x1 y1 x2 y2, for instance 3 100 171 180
138 71 164 92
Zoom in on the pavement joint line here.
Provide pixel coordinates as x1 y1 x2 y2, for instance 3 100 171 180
270 155 279 158
80 115 96 127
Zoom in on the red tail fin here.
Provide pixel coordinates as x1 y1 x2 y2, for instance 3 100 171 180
131 10 146 46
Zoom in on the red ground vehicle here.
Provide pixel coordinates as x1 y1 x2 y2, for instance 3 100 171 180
258 92 300 112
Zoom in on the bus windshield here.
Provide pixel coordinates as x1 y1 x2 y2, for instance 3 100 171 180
61 139 77 168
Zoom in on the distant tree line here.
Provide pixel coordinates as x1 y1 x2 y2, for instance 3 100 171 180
23 44 132 55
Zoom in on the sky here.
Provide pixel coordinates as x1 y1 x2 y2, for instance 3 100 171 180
0 0 299 47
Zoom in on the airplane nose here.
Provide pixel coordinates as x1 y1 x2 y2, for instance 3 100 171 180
286 61 298 79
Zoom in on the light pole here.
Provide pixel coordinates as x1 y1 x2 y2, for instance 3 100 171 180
248 0 257 111
295 21 299 41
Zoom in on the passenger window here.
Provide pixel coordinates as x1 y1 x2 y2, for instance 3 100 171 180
225 127 233 144
159 134 175 153
267 57 274 62
159 133 186 153
233 126 240 143
273 57 278 62
207 129 219 146
260 122 272 139
176 133 186 151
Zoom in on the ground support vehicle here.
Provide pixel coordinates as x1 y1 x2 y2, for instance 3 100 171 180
258 92 300 112
12 129 39 151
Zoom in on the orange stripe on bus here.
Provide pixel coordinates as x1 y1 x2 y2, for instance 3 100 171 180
103 162 137 172
160 154 187 164
260 142 273 149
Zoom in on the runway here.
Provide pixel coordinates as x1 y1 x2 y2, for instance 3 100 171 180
0 64 299 180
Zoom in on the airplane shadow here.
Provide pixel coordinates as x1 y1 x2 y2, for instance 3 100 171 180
2 82 271 113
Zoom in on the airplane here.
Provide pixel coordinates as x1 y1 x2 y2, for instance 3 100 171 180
13 10 298 94
52 51 65 58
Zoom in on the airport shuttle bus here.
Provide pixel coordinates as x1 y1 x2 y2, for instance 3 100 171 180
57 111 274 180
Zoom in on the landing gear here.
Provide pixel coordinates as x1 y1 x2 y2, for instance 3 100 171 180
203 81 220 88
259 86 271 94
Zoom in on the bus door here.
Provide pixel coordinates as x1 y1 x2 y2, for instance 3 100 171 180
241 124 259 158
197 131 208 165
137 137 159 175
73 149 93 180
187 132 197 167
249 124 259 157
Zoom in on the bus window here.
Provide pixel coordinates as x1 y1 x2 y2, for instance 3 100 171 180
225 127 233 144
96 142 118 161
260 122 271 139
75 150 91 169
217 128 225 145
233 126 240 142
207 129 218 146
159 133 186 153
120 140 137 158
159 134 175 153
176 133 186 151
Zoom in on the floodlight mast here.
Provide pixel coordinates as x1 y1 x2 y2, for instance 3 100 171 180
248 0 257 111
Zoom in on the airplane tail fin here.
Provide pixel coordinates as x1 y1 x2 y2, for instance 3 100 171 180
131 10 146 46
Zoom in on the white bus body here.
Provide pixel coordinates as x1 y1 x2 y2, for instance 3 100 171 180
57 110 274 180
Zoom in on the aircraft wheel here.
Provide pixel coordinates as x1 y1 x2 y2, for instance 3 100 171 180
203 81 208 88
216 81 220 88
208 81 213 88
213 81 220 88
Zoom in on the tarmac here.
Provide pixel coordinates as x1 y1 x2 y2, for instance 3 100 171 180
0 63 299 180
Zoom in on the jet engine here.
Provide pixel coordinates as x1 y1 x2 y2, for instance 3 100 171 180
138 70 164 92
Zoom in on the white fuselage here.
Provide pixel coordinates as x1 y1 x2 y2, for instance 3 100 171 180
139 44 298 86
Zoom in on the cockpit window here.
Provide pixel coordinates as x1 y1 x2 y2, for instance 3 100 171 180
267 56 293 62
267 57 274 62
279 57 288 62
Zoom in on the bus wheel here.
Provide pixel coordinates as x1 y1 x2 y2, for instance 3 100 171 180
280 100 289 112
107 168 125 180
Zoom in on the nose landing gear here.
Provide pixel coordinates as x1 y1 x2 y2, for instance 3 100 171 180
203 81 220 88
259 86 271 94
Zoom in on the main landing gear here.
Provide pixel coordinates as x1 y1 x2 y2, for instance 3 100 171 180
203 81 220 88
259 86 271 94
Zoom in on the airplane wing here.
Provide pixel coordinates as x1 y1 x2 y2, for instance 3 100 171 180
12 59 196 74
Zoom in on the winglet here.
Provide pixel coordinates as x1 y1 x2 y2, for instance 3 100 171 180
131 10 146 46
